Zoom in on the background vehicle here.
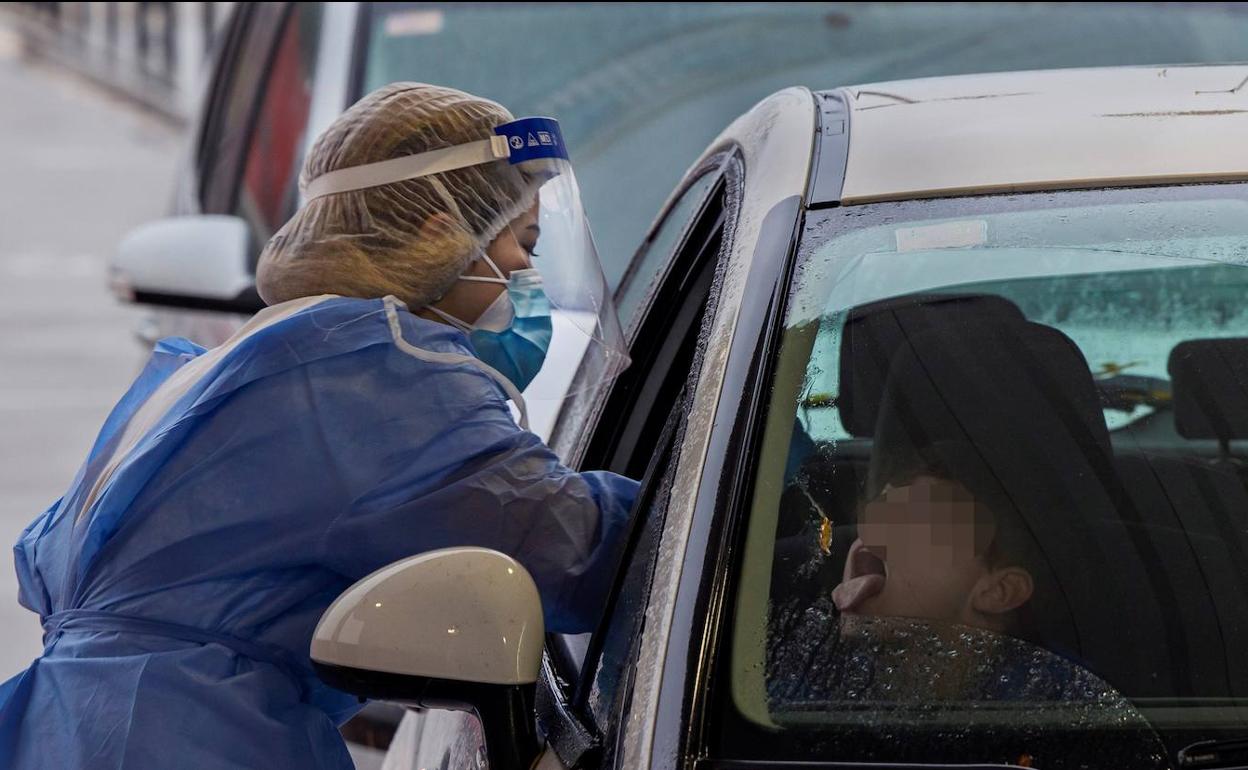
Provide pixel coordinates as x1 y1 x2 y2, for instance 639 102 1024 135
113 1 1248 347
320 65 1248 769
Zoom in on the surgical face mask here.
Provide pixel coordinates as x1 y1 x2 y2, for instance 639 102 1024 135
429 255 553 391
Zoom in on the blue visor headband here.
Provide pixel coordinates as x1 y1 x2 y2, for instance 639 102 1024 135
304 117 568 201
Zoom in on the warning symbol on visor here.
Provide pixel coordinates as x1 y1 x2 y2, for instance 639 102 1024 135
496 117 570 163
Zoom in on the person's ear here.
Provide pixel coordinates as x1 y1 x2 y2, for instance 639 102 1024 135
970 566 1034 616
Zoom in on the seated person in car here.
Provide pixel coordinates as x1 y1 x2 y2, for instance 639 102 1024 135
833 443 1038 642
828 320 1120 656
768 321 1170 767
775 434 1168 768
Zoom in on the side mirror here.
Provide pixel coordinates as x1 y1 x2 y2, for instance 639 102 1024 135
110 215 265 314
311 548 544 770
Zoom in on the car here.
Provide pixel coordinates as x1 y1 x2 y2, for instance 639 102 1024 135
312 64 1248 770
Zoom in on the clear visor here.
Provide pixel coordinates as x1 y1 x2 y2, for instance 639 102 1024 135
303 117 630 438
501 156 629 434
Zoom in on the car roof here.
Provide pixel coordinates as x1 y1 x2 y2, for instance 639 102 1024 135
831 64 1248 205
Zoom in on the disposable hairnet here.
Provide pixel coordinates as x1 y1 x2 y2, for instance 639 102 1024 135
257 83 541 309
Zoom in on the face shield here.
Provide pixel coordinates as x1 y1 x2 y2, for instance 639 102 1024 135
303 117 630 437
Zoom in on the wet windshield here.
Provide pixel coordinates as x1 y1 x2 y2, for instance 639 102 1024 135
726 184 1248 768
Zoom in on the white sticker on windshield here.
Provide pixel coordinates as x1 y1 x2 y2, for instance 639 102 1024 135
895 220 987 252
384 10 445 38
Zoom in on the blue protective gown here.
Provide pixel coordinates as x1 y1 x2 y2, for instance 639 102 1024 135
0 296 637 769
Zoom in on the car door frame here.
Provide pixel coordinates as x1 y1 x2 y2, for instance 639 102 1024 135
620 87 820 770
541 146 743 756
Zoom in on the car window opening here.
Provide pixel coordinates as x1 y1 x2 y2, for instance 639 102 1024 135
724 184 1248 769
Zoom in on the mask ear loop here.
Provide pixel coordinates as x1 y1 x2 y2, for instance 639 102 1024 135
457 253 509 285
425 252 510 330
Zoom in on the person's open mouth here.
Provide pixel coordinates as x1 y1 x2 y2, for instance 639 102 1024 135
832 538 886 613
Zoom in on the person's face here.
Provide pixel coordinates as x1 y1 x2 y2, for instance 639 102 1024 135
428 202 541 325
833 475 1032 631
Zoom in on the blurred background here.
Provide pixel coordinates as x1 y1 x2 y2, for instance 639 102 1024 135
3 3 1248 764
0 2 223 679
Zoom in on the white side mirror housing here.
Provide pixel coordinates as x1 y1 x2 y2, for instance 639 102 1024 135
110 215 263 313
311 547 544 685
311 548 545 770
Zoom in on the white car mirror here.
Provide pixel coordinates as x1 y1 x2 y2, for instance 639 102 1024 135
110 215 264 314
311 548 544 770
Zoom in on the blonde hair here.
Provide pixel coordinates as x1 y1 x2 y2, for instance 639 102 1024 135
257 82 539 309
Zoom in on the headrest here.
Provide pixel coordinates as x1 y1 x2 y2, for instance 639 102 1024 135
868 321 1113 502
1168 338 1248 441
838 294 1026 437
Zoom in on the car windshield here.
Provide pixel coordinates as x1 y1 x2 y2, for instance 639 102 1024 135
726 183 1248 768
360 2 1248 329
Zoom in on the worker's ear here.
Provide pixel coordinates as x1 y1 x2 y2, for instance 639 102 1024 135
971 566 1034 616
